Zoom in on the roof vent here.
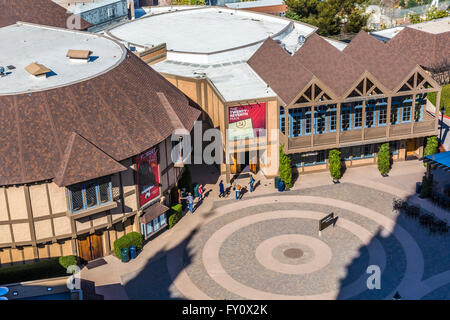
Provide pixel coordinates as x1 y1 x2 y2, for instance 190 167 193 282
298 35 306 46
66 49 92 63
0 66 5 77
25 62 51 78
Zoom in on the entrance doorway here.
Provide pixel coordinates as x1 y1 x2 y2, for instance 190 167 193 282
78 232 103 262
230 151 259 175
406 139 417 159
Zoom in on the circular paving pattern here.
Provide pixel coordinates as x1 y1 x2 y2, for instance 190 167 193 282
284 248 303 259
166 184 450 300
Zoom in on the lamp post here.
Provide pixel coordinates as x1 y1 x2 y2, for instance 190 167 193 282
439 106 445 143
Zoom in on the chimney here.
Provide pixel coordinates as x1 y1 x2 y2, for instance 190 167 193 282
66 49 92 63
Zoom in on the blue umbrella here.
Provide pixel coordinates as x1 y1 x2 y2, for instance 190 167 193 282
0 287 9 296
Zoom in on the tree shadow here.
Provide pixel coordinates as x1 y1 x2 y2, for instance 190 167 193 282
336 183 450 300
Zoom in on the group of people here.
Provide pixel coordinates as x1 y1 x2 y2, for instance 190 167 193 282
180 183 204 214
218 175 256 200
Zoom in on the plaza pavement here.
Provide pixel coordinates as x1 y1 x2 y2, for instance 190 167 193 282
80 160 450 300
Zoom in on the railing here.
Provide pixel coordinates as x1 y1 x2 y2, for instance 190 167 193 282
287 119 437 151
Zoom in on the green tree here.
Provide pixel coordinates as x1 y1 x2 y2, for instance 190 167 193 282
407 0 418 8
279 145 293 189
377 143 390 176
409 13 422 24
425 7 449 21
328 149 342 181
424 136 438 158
284 0 371 36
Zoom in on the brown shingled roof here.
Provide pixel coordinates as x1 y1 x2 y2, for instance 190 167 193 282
344 31 417 91
248 37 314 104
54 132 127 187
0 51 201 186
0 0 91 30
293 33 365 97
387 27 450 71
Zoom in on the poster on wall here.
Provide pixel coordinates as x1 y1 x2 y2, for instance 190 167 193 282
136 147 160 207
228 103 266 140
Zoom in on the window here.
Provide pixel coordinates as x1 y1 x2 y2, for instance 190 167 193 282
389 141 398 155
352 146 363 159
288 153 303 168
315 106 328 134
363 144 374 158
68 177 112 213
414 94 426 122
304 108 312 135
288 108 302 137
378 102 387 126
145 213 167 237
340 147 351 161
280 107 286 134
365 102 376 128
390 100 401 125
401 98 413 123
299 150 326 166
329 107 337 132
341 105 352 131
353 105 363 129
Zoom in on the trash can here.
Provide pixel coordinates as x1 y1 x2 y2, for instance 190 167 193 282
278 180 285 192
416 182 421 194
129 246 136 260
274 176 281 189
121 247 130 263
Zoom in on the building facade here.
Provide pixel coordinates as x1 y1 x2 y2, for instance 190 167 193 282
0 22 199 266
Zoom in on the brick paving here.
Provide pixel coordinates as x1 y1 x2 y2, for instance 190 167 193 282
81 160 450 300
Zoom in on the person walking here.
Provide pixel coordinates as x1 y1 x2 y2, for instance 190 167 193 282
249 175 255 193
219 180 225 198
236 184 242 200
198 184 204 200
186 193 194 213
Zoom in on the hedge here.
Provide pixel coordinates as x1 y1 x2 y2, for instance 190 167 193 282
113 232 143 259
0 255 78 285
168 204 182 229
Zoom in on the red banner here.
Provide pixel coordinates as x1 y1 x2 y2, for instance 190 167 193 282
228 103 266 140
136 147 160 206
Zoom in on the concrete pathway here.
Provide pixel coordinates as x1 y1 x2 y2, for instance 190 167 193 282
80 160 449 300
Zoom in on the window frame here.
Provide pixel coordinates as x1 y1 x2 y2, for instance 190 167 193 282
390 101 401 125
365 102 376 128
340 106 352 131
280 107 286 134
377 102 388 127
353 104 363 129
329 107 337 132
304 108 312 136
288 108 303 137
401 98 413 123
314 106 328 134
68 177 112 213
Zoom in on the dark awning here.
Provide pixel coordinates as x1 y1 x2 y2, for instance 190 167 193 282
140 202 169 224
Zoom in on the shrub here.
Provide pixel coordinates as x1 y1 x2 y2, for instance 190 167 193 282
328 149 342 181
377 143 390 176
424 136 438 164
58 255 78 270
0 258 68 285
168 204 182 229
278 145 292 189
113 231 143 259
420 174 433 198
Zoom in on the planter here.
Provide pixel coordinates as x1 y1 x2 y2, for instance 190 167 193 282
381 173 389 177
332 179 340 184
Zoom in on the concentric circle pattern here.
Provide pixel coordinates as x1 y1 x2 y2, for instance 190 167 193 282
166 183 450 300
